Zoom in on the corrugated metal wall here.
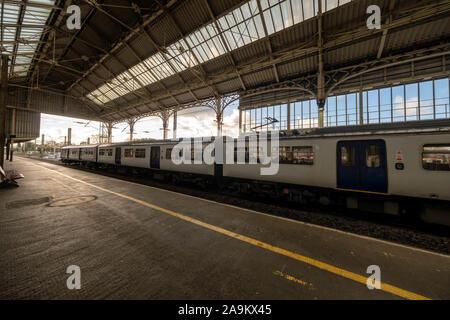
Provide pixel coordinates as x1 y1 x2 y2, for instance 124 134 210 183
5 108 41 142
7 87 99 120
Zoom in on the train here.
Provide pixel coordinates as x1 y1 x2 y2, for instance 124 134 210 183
61 128 450 226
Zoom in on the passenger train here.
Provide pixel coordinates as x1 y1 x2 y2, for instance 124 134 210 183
61 128 450 226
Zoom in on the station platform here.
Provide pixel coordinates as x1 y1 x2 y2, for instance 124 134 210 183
0 157 449 300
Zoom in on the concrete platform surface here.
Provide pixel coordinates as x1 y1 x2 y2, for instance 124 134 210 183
0 157 449 300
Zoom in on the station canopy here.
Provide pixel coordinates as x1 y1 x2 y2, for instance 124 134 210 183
3 0 450 122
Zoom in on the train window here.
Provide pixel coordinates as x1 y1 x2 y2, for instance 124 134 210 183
135 149 146 158
191 147 203 162
166 148 172 160
341 146 354 167
107 149 113 157
234 147 248 163
124 148 133 158
99 149 105 156
422 145 450 171
249 146 259 163
366 146 380 168
292 146 314 165
279 146 293 164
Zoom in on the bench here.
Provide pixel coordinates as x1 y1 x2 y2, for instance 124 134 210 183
0 165 24 187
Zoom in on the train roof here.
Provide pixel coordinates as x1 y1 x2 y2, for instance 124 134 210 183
62 144 99 149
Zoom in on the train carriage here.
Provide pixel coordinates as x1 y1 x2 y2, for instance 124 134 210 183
60 128 450 226
80 145 98 163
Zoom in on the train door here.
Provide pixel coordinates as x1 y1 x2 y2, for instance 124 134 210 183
115 147 121 165
78 149 82 161
150 146 160 169
337 140 388 193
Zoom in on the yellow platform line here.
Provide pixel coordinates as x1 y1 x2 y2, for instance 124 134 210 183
39 164 431 300
336 188 391 196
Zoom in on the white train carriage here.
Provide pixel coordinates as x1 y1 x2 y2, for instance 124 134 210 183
60 129 450 225
97 140 216 177
79 145 98 163
61 148 70 160
223 136 332 189
97 145 116 165
159 140 215 177
223 133 450 201
67 147 81 161
222 131 450 224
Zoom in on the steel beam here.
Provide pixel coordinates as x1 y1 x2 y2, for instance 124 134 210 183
0 55 8 168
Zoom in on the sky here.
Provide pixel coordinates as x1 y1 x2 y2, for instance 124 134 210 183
38 78 449 145
39 103 240 145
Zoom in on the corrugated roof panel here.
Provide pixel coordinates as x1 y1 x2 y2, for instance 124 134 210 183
277 54 317 79
242 67 275 88
325 37 379 66
171 0 212 35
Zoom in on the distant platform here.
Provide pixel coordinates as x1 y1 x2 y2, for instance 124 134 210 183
0 157 449 299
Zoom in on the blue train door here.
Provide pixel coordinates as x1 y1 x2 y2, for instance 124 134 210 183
115 147 121 165
150 147 160 169
337 140 388 193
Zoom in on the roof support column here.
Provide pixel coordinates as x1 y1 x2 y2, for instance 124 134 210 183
5 139 10 161
173 109 177 139
40 134 45 158
162 119 169 140
157 111 172 140
127 118 138 142
317 1 326 128
106 123 113 144
359 85 364 125
287 103 291 131
205 96 235 137
215 98 223 137
9 109 16 162
0 55 8 168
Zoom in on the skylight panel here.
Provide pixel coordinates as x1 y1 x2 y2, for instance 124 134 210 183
22 7 51 25
324 0 339 11
144 53 175 80
3 4 19 23
291 0 304 23
217 0 263 51
166 40 195 72
108 80 128 97
303 0 315 20
129 63 156 86
4 27 16 42
3 0 56 77
86 0 352 105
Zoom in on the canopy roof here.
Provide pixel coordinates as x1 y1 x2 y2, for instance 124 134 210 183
3 0 450 122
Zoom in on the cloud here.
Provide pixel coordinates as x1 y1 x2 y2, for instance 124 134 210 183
40 114 100 144
40 103 241 145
